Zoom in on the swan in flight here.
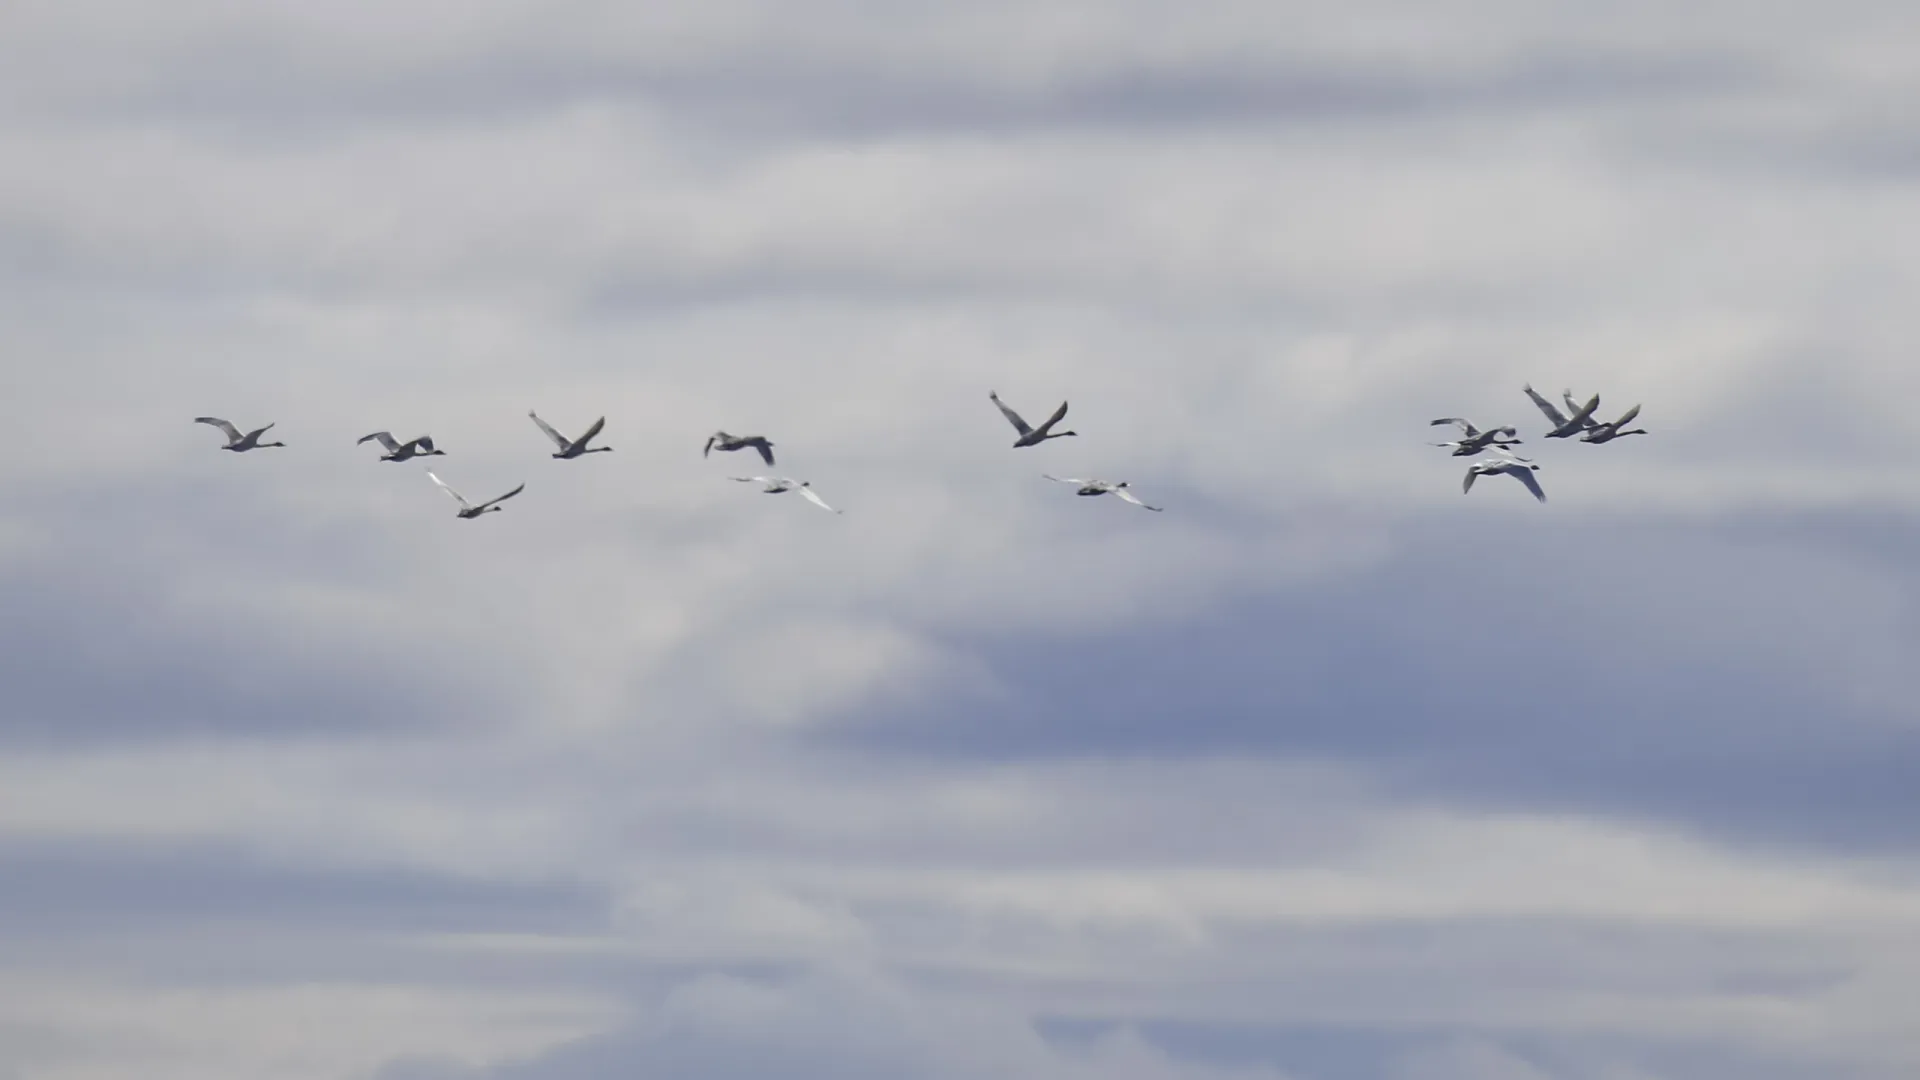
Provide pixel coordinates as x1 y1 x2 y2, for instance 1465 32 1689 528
1428 417 1522 457
704 431 776 466
195 417 285 451
428 471 525 519
1041 475 1163 511
1523 384 1601 439
1462 447 1546 502
990 391 1077 447
529 411 611 459
1560 392 1649 443
357 431 445 461
729 476 842 513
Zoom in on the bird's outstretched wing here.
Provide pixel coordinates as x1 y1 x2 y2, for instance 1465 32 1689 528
411 435 438 453
754 440 775 466
1563 394 1601 429
528 411 570 450
1522 385 1569 426
573 416 607 448
1034 399 1070 435
1114 487 1163 511
195 417 242 442
1563 390 1603 429
1042 474 1091 485
799 486 842 514
1430 417 1479 436
1462 468 1480 495
358 431 401 452
1611 404 1642 427
730 475 775 484
1511 468 1548 503
475 483 526 511
989 391 1033 435
703 435 717 458
426 470 472 510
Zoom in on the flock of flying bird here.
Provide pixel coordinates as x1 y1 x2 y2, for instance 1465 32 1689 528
189 388 1166 517
1431 384 1649 502
192 381 1643 514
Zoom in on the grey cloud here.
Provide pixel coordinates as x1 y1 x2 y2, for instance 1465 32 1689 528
0 836 604 939
0 481 520 748
375 965 1298 1080
1068 1020 1846 1080
143 50 1757 140
5 1 1772 141
836 507 1920 854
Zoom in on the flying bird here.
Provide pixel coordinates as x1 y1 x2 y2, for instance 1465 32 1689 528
195 417 285 451
1524 384 1601 439
428 471 525 519
529 411 612 459
989 391 1077 447
1563 393 1649 443
729 476 842 513
1428 417 1522 457
1041 475 1163 511
357 431 445 461
1462 447 1546 502
704 431 776 466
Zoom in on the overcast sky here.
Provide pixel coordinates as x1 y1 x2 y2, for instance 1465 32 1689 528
4 2 1920 1078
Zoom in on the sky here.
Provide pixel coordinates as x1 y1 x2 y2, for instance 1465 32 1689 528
3 1 1920 1077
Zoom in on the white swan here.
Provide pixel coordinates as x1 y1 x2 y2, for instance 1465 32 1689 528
1041 475 1163 511
358 431 445 461
1582 403 1649 444
529 411 611 459
704 431 776 466
1462 447 1546 502
989 391 1077 447
428 471 525 519
195 417 285 451
1429 417 1522 457
1523 384 1600 439
729 476 842 513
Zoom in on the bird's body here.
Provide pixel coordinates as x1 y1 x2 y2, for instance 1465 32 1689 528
1462 447 1546 502
1580 402 1649 444
704 431 776 466
1523 384 1601 438
195 417 285 451
990 391 1077 447
1428 417 1522 457
428 471 524 519
729 476 841 513
357 431 444 461
529 411 611 458
1041 475 1163 511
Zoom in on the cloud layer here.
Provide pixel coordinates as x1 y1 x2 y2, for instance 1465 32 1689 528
4 2 1920 1078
